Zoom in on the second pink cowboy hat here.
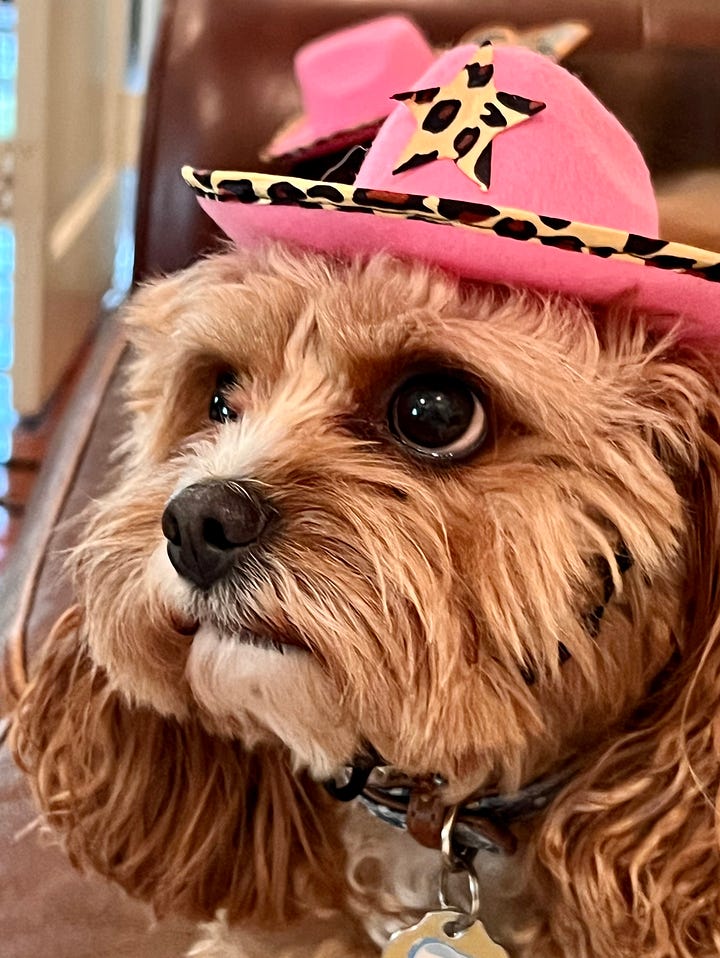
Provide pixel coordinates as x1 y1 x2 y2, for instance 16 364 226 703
183 25 720 334
262 16 434 163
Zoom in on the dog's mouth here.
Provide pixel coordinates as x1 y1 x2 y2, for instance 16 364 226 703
229 626 308 654
178 574 312 653
190 616 311 654
170 610 201 636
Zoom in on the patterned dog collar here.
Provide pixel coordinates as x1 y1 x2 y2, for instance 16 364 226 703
325 764 576 856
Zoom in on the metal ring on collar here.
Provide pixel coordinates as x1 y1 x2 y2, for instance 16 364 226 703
439 805 482 925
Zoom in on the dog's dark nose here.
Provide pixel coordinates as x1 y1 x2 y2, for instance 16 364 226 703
162 480 275 589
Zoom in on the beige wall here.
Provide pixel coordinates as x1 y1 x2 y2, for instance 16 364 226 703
13 0 150 416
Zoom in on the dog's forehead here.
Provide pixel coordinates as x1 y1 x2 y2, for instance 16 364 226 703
186 269 449 360
178 256 599 387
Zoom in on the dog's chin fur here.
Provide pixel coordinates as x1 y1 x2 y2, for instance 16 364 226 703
186 623 357 777
11 243 720 957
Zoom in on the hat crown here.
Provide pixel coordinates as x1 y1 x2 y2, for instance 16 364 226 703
356 44 659 236
295 16 434 132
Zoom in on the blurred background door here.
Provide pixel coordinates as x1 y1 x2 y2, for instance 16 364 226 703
13 0 161 422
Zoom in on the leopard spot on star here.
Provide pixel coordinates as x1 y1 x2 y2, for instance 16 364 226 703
392 151 439 176
465 62 494 88
422 99 461 134
496 91 547 116
453 127 480 157
479 103 507 128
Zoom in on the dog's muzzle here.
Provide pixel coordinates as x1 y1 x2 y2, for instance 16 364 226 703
161 479 276 590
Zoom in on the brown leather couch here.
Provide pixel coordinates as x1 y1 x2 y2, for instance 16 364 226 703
1 2 719 954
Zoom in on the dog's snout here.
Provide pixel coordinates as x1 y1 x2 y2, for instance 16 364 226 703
162 480 275 589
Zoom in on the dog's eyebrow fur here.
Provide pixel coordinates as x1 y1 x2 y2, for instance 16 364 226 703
131 247 616 451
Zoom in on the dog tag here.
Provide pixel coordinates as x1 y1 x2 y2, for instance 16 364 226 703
382 910 510 958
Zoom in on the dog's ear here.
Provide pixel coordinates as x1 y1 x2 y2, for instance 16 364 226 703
121 250 246 337
535 339 720 956
10 608 347 927
122 258 223 335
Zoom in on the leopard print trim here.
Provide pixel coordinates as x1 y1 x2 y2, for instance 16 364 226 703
181 167 720 282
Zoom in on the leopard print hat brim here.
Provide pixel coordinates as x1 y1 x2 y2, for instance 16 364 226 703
183 167 720 283
181 166 720 334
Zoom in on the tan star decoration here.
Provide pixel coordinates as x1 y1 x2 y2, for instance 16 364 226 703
391 42 546 191
459 21 592 63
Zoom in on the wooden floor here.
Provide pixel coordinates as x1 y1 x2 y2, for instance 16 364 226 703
0 420 50 565
0 353 84 567
0 745 197 958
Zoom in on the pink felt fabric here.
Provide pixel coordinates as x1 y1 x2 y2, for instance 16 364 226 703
202 197 720 338
269 15 434 157
357 45 659 236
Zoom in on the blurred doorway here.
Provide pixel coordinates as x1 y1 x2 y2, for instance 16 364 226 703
13 0 161 420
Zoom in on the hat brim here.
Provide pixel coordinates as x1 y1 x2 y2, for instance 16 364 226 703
182 167 720 335
261 115 384 164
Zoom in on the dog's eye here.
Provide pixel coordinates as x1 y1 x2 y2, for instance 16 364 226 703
209 374 238 424
389 373 487 459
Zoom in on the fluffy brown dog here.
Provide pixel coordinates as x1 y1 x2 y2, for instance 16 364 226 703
11 244 720 957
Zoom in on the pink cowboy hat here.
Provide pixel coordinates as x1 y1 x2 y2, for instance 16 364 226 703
184 42 720 334
262 15 434 164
